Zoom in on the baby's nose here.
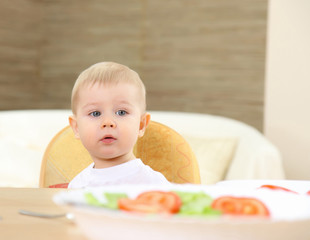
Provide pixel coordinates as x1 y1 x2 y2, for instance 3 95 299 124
102 123 115 128
101 118 116 128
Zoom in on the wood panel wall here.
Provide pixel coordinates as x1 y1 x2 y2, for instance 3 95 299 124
0 0 42 109
0 0 267 131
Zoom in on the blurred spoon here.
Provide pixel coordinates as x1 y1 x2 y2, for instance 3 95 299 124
18 209 74 220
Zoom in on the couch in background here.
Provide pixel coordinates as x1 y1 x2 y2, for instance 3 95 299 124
0 110 285 187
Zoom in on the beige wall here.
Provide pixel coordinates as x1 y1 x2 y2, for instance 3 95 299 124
0 0 267 131
264 0 310 179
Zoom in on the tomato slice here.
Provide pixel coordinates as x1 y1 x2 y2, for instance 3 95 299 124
118 191 182 214
211 196 270 217
307 190 310 196
259 185 298 194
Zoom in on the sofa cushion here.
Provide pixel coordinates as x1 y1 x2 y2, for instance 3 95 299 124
184 136 238 185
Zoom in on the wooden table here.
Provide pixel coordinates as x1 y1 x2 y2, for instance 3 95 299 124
0 188 87 240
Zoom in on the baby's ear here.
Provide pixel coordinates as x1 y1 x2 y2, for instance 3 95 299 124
69 115 80 139
138 112 151 137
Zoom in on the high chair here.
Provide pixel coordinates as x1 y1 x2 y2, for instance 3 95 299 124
39 121 200 187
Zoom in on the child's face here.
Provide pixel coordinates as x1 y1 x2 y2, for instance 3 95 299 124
69 82 149 168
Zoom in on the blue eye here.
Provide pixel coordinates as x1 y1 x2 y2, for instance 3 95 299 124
90 111 101 117
116 110 127 116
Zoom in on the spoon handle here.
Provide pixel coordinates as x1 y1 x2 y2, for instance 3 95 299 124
19 209 67 218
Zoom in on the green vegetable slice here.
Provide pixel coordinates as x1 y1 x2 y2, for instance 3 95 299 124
174 191 221 216
85 192 128 209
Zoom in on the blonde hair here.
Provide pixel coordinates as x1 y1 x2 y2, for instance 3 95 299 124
71 62 146 114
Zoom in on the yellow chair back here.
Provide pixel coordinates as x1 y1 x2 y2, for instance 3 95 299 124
39 121 200 187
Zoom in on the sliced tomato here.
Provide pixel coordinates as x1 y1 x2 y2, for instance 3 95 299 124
118 191 182 214
211 196 270 217
259 185 298 194
307 190 310 196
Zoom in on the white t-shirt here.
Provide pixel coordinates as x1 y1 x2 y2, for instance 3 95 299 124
68 158 170 188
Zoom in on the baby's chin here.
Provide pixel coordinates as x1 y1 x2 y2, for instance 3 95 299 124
92 154 135 168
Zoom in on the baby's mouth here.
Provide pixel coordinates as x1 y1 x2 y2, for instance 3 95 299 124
100 136 116 144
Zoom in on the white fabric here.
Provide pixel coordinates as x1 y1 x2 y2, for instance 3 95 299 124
183 136 238 185
68 159 170 188
0 110 70 187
